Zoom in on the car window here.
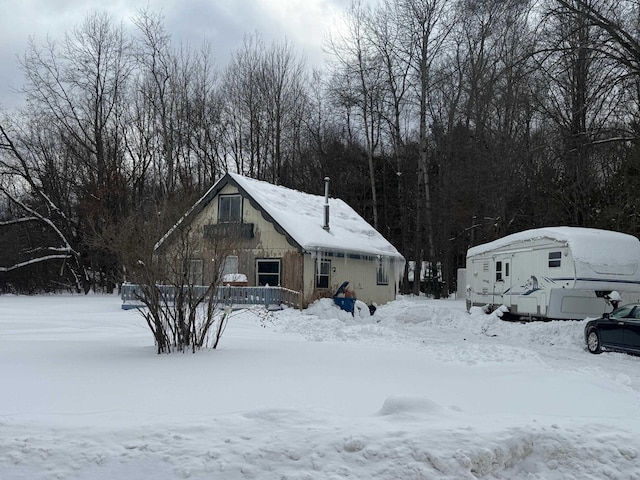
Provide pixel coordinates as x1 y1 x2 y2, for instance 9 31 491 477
611 305 635 319
633 308 640 320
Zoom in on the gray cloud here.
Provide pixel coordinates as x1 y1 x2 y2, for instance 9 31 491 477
0 0 349 110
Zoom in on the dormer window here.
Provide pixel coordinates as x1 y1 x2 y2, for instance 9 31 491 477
219 194 242 223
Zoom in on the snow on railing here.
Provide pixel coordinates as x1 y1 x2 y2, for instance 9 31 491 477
120 283 302 310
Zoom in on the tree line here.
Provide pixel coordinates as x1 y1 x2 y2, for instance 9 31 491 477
1 0 640 295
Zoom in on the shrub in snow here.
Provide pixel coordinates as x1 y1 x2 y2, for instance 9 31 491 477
115 219 236 353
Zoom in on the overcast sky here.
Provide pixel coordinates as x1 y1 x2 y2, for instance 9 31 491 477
0 0 351 110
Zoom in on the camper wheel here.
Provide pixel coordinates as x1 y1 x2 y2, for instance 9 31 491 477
586 329 601 354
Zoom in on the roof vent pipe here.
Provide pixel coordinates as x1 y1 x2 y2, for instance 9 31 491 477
323 176 330 231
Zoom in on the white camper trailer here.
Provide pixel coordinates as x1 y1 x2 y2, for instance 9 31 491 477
465 227 640 320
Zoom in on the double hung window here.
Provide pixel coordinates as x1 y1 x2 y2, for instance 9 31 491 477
218 194 242 223
315 259 331 289
257 259 281 286
377 257 389 285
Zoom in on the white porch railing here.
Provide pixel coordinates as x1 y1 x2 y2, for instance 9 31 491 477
120 283 302 310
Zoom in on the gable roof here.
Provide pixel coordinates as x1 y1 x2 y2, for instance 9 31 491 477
156 173 404 261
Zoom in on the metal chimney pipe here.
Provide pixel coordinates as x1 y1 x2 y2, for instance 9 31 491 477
323 176 330 231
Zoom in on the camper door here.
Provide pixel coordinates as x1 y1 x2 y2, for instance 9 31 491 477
493 256 512 304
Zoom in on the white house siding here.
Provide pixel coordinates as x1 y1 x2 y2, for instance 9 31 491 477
302 251 399 306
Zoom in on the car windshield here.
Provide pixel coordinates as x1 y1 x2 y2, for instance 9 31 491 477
611 305 636 319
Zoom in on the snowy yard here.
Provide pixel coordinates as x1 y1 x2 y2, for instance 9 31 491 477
1 294 640 479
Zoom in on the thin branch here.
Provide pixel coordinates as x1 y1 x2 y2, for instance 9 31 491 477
0 255 71 272
0 216 40 226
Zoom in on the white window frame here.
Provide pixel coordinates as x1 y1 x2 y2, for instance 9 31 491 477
315 259 331 289
256 259 281 286
377 257 389 285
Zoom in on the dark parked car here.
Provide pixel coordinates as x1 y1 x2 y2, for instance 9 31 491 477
585 303 640 354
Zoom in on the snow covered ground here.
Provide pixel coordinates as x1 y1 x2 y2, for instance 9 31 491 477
1 294 640 479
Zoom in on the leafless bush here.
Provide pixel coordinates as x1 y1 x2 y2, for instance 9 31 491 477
104 199 235 353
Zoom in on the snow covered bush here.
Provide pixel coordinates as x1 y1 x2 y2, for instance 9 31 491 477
109 208 235 354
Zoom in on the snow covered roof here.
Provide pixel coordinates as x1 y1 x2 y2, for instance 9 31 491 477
467 227 640 271
156 173 404 260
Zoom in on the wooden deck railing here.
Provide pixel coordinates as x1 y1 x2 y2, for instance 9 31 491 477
121 283 302 310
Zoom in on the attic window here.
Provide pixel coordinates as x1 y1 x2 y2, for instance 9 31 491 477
219 194 242 223
549 251 561 268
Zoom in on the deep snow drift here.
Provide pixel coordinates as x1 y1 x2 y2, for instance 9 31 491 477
1 294 639 479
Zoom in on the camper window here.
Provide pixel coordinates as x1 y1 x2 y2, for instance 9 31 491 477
496 261 503 281
548 251 562 268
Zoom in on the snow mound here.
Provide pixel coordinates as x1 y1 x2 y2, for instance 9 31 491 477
304 298 355 320
304 297 371 320
354 299 371 317
377 395 443 416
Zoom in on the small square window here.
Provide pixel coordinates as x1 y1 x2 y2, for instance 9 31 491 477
549 251 561 268
257 259 280 286
218 195 242 223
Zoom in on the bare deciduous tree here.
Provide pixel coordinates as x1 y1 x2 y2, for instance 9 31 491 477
0 119 86 289
326 0 385 229
221 33 308 184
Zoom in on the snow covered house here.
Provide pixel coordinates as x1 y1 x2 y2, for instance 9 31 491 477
154 173 405 308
